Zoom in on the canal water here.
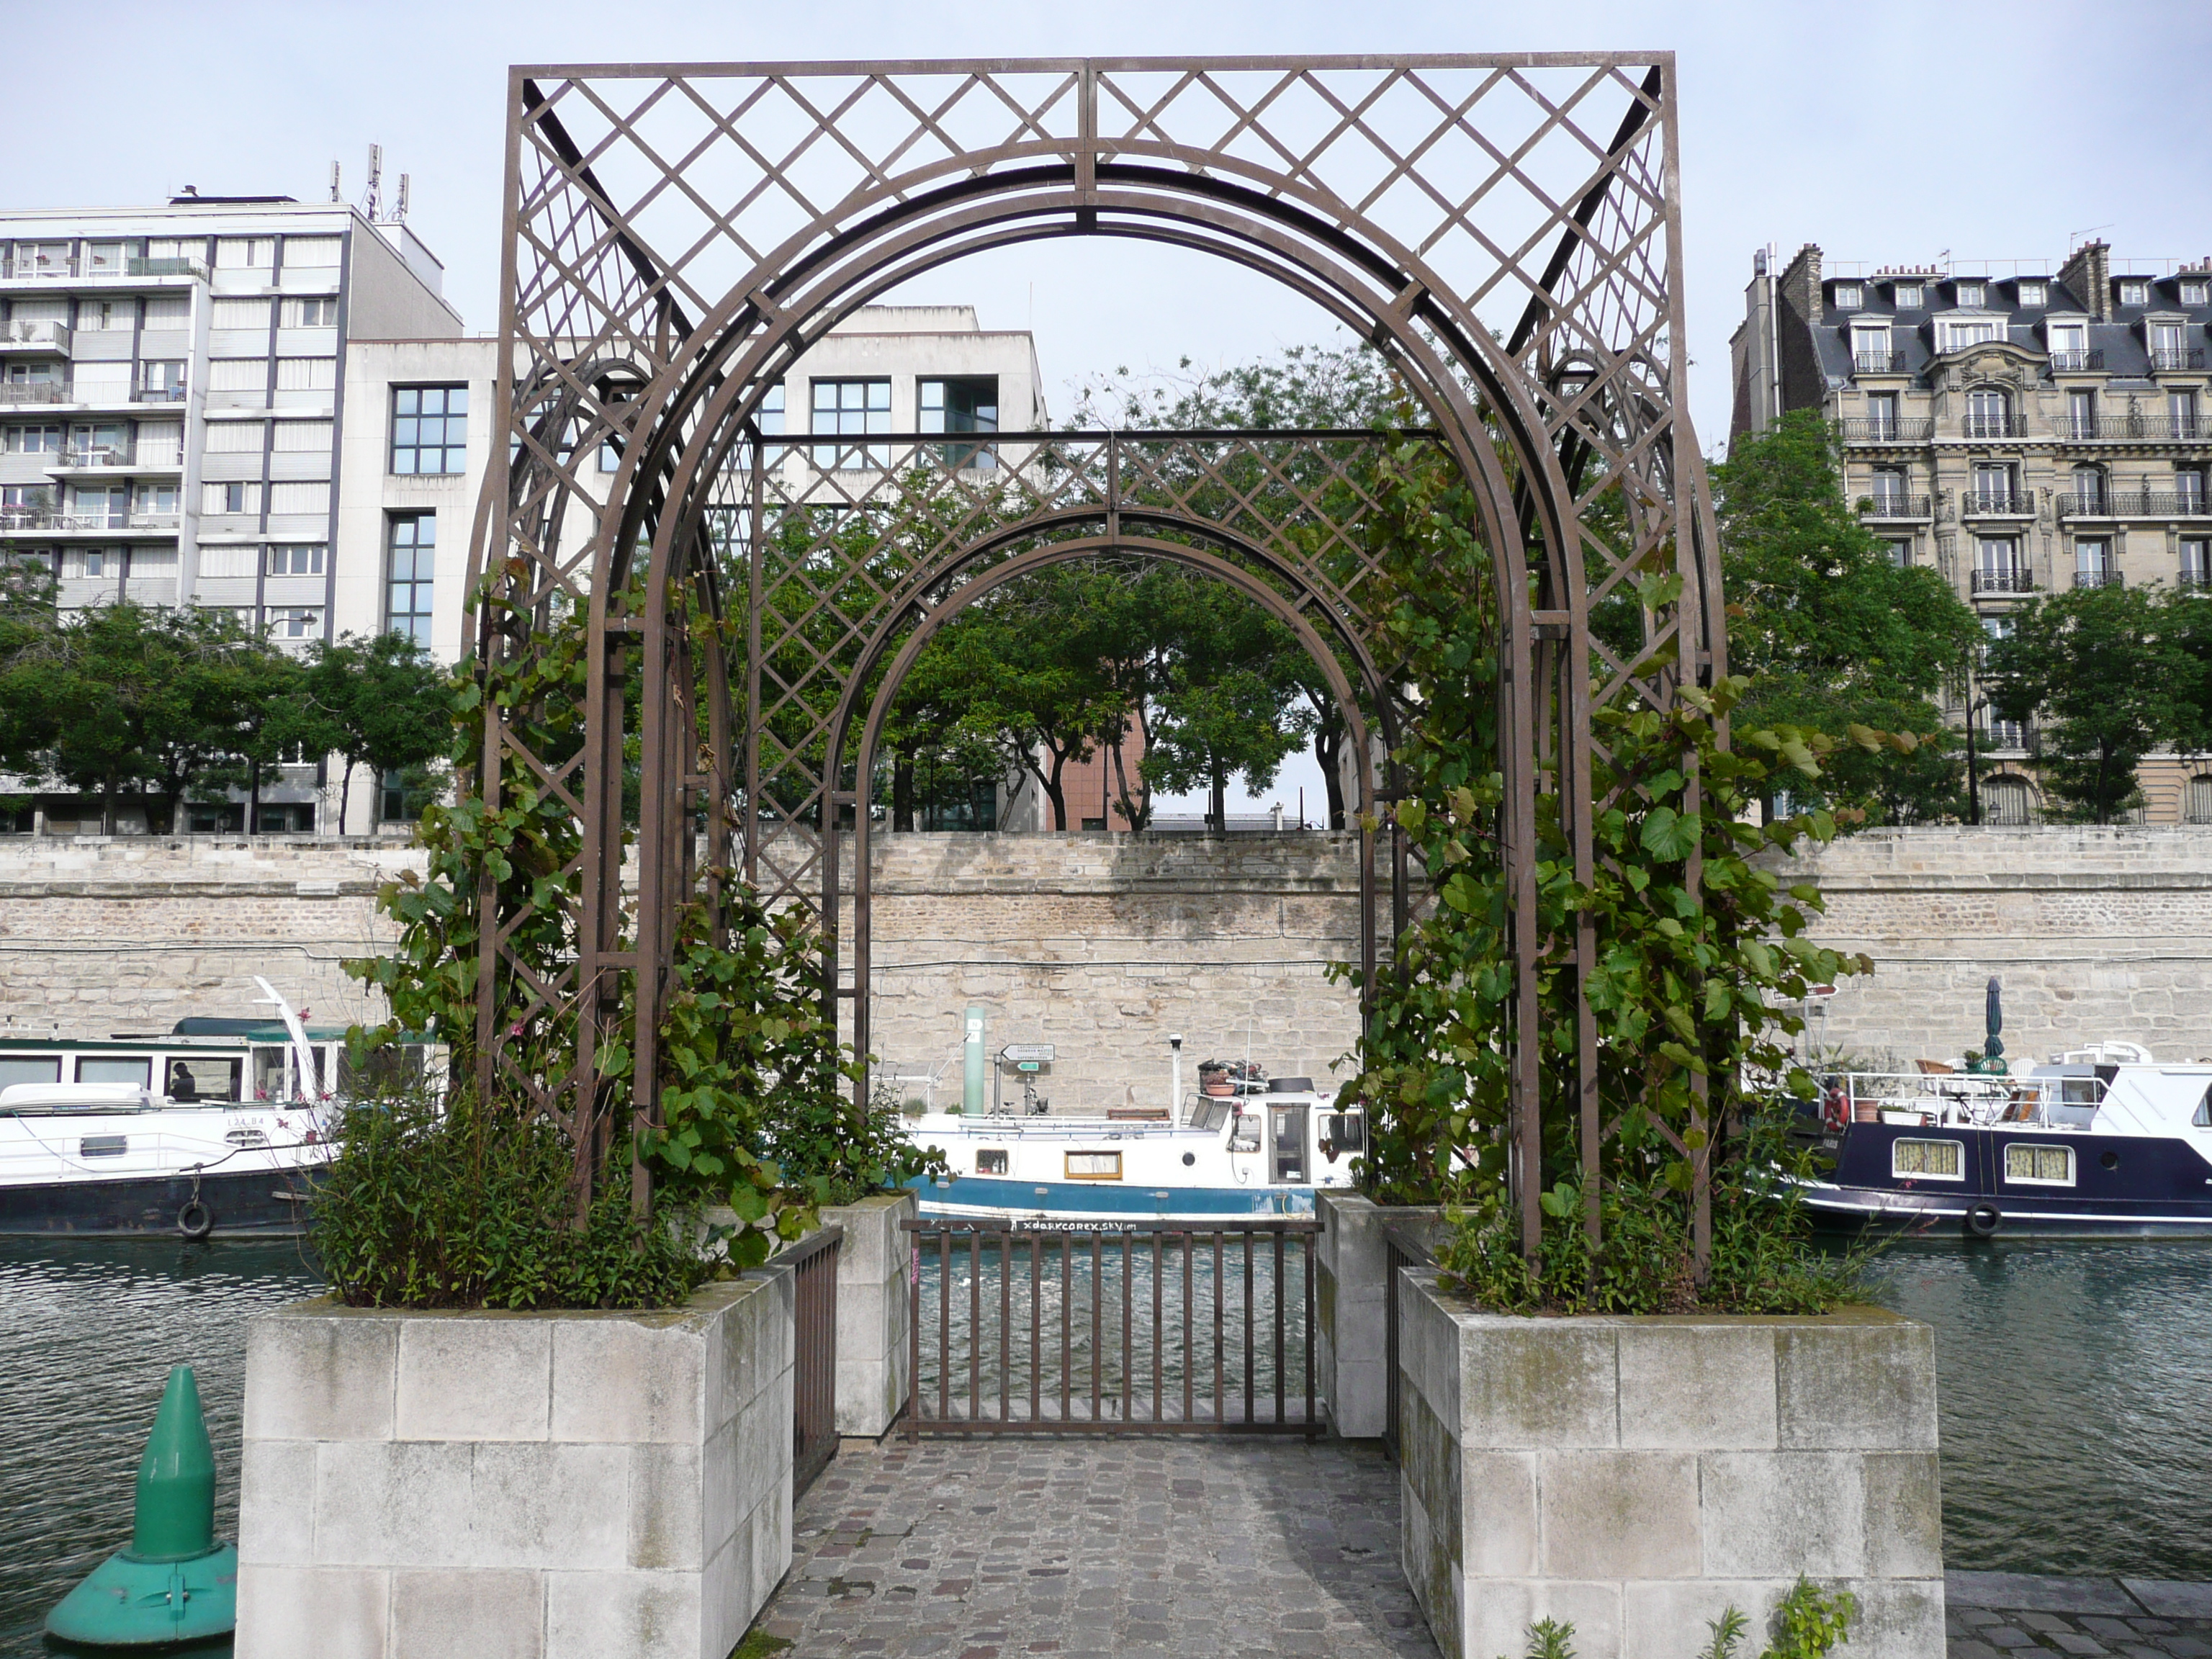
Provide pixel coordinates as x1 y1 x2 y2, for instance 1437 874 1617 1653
2 1236 2208 1654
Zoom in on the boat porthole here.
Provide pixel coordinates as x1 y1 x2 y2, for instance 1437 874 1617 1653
2100 1151 2118 1171
1965 1202 2000 1239
1182 1152 1196 1166
177 1200 214 1241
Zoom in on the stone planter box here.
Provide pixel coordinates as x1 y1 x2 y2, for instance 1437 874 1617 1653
818 1189 915 1438
1316 1195 1447 1438
235 1273 793 1659
1398 1269 1943 1659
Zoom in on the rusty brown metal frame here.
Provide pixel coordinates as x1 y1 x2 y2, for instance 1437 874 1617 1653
473 55 1725 1265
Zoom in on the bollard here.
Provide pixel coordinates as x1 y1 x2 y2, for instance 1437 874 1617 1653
45 1363 237 1646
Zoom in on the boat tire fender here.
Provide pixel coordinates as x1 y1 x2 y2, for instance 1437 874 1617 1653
1965 1202 2000 1239
177 1200 215 1241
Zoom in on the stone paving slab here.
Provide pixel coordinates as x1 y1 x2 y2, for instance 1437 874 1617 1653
750 1436 1437 1658
1949 1574 2212 1659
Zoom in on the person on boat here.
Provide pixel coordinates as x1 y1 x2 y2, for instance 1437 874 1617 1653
168 1063 198 1103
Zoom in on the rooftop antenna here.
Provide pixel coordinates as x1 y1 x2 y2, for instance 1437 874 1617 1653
2067 223 2112 253
328 161 341 204
362 143 382 222
395 173 410 225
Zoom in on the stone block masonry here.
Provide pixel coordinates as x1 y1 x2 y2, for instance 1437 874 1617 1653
235 1272 794 1659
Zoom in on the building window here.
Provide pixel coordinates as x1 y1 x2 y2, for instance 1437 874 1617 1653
2069 464 2106 513
2120 280 2149 307
2182 538 2211 586
2 424 61 454
2183 281 2211 307
1893 282 1924 310
2179 469 2208 513
267 544 325 576
1966 387 2012 440
266 607 321 640
2074 539 2116 588
1971 462 2017 511
1974 536 2024 594
216 238 274 269
2018 280 2046 307
1869 467 1910 512
920 376 999 469
1886 540 1911 568
1943 319 2001 353
1851 327 1892 373
2186 775 2212 824
1833 283 1861 309
2065 388 2098 439
81 549 107 578
282 297 338 328
810 377 890 468
391 385 468 475
1983 775 2034 826
1864 391 1899 440
203 481 261 516
140 361 186 400
755 381 784 437
132 483 178 520
386 514 435 644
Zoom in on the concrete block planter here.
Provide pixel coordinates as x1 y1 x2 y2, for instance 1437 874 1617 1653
818 1190 915 1437
1398 1268 1943 1659
235 1272 793 1659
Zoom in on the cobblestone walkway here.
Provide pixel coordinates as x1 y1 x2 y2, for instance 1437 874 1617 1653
1949 1574 2212 1659
750 1436 1438 1658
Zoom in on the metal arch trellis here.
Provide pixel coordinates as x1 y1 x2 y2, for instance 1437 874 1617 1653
469 54 1727 1264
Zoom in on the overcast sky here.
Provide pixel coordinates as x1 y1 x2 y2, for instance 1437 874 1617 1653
6 0 2208 815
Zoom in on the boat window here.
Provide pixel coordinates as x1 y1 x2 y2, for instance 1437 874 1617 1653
976 1148 1008 1175
1066 1151 1121 1181
2005 1143 2075 1185
79 1136 128 1158
337 1041 425 1097
1272 1105 1308 1184
0 1056 63 1090
76 1057 149 1088
163 1056 242 1103
1184 1097 1228 1133
1321 1112 1366 1154
2061 1076 2103 1107
1892 1139 1964 1179
225 1128 269 1149
2195 1085 2211 1128
252 1043 325 1102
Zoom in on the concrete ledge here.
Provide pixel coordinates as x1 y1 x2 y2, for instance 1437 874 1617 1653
1398 1270 1944 1659
1946 1572 2212 1619
237 1275 794 1659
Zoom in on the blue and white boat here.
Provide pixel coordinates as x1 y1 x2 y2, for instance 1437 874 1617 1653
1794 1042 2212 1239
901 1074 1364 1223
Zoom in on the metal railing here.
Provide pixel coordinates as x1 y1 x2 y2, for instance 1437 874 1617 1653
1852 351 1910 374
1858 494 1932 518
2179 568 2212 590
2054 415 2204 441
2047 350 2104 372
0 321 69 349
58 446 130 469
0 384 64 405
1971 569 2036 595
1981 719 2033 750
1963 415 2027 440
781 1223 842 1496
126 256 205 279
135 385 188 404
2059 490 2210 517
127 511 181 530
2150 348 2206 372
1838 417 1934 443
903 1216 1318 1436
1964 490 2033 515
2073 567 2124 590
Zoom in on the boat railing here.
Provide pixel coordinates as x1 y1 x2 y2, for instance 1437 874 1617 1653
1812 1069 2103 1128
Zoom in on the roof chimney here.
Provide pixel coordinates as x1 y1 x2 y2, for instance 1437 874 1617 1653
2059 240 2111 321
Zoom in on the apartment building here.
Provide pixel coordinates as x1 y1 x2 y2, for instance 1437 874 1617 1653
1730 240 2212 824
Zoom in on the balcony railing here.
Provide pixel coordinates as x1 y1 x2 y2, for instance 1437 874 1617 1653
1838 417 1935 442
2047 350 2103 372
127 511 181 530
134 385 188 404
2054 414 2206 442
1858 495 1932 518
1980 720 2033 751
1972 569 2036 595
58 446 130 469
0 502 55 529
0 383 64 405
2074 568 2125 590
1963 415 2027 440
2059 489 2211 518
1964 490 2034 515
2149 348 2207 372
125 256 205 279
0 320 69 350
2180 568 2212 590
1853 351 1910 374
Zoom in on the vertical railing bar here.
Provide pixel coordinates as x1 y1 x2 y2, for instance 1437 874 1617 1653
1060 1233 1072 1423
1181 1232 1194 1424
968 1229 981 1421
938 1227 950 1426
1090 1231 1103 1424
1030 1235 1043 1422
1211 1230 1223 1423
1303 1231 1316 1437
907 1226 921 1439
1151 1229 1163 1424
1243 1230 1254 1426
1274 1228 1286 1426
999 1232 1011 1423
1120 1231 1133 1422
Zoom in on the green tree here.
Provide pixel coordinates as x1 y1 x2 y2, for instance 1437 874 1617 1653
1982 582 2185 822
1712 411 1983 824
299 632 452 830
1143 575 1317 828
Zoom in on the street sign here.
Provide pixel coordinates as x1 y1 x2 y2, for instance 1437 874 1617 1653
1015 1061 1042 1073
1000 1043 1055 1063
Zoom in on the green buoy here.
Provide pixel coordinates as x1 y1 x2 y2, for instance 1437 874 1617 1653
45 1364 237 1647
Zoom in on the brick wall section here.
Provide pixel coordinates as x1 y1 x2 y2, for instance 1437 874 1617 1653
8 826 2208 1093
